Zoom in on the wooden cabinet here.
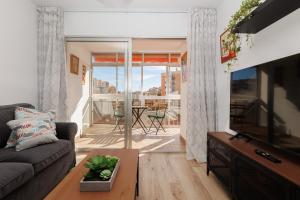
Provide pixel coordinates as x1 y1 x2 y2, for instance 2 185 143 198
295 188 300 200
234 156 290 200
207 137 232 193
207 132 300 200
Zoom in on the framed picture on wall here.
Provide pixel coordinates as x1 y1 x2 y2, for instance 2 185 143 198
70 54 79 75
82 65 87 85
220 29 236 63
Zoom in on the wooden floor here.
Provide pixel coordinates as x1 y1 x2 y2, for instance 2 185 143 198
137 153 230 200
75 125 230 200
75 151 230 200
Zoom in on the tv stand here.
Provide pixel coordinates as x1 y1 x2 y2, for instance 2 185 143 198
229 132 252 141
207 132 300 200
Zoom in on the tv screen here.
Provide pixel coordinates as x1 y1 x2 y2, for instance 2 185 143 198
230 53 300 156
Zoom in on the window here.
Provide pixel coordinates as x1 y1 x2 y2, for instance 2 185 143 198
142 66 166 96
93 67 117 94
92 53 184 126
117 66 125 94
169 67 182 95
132 66 142 93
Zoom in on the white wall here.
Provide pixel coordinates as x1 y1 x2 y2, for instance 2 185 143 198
216 0 300 132
66 43 91 136
64 11 188 38
0 0 37 106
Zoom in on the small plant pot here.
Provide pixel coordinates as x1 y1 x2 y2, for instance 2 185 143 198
80 159 120 192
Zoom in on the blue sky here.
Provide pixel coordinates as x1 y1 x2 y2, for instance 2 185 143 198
93 66 166 92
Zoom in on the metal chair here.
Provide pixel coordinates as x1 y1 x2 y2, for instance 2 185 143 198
112 100 125 133
147 103 167 135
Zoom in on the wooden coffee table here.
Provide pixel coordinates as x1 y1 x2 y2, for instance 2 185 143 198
45 149 139 200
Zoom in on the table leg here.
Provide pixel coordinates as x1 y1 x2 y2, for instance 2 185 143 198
132 108 148 134
136 119 146 133
132 109 139 127
138 115 147 130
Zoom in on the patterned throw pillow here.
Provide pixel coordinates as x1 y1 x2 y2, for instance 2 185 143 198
6 118 58 151
15 107 56 127
5 107 57 149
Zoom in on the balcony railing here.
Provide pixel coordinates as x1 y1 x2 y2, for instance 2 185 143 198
92 95 181 127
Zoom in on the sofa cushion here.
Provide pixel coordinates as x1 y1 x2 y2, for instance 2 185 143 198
0 162 34 199
6 107 57 148
6 118 58 151
0 104 34 148
0 140 72 173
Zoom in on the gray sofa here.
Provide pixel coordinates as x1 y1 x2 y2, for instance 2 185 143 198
0 104 77 200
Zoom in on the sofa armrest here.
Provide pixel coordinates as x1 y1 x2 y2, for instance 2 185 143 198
55 122 77 167
55 122 77 141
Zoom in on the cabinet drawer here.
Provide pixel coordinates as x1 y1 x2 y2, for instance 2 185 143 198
208 137 231 162
235 157 289 200
209 152 231 189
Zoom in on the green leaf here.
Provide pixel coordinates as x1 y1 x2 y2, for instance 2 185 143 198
224 0 262 72
100 169 112 180
84 155 119 180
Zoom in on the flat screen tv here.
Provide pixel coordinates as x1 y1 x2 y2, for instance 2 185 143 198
230 53 300 157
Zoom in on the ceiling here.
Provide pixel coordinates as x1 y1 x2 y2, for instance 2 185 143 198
34 0 223 10
67 39 187 53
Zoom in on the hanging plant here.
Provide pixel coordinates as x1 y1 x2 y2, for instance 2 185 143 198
222 0 263 71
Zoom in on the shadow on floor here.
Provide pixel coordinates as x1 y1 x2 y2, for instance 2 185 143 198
75 125 186 155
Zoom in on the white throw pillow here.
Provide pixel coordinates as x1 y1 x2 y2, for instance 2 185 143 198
5 107 57 150
6 118 58 151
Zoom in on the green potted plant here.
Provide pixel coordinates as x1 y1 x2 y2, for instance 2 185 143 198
80 155 120 192
223 0 263 71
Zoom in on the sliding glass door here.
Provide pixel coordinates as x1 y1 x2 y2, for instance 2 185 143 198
81 39 132 149
131 53 182 128
66 38 185 150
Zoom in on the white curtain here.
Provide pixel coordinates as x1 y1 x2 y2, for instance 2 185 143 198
37 7 67 121
186 8 218 162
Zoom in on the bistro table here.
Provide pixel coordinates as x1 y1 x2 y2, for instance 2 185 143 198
132 106 148 134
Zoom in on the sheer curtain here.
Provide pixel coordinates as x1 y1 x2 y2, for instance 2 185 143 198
186 8 218 162
37 7 67 121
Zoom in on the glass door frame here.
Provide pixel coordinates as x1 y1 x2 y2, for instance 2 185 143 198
66 37 133 149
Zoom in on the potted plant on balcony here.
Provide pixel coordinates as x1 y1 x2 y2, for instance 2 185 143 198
80 155 120 192
223 0 263 71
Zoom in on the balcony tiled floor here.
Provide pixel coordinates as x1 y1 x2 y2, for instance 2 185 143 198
75 124 185 163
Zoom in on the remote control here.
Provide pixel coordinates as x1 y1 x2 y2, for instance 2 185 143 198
255 149 282 163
